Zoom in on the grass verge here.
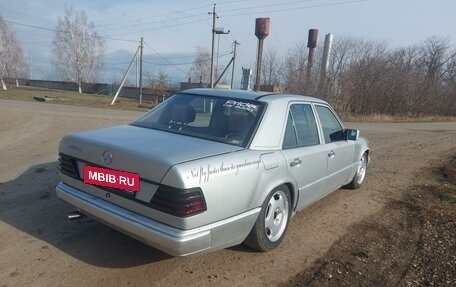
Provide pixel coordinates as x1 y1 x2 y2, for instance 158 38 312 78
0 86 153 112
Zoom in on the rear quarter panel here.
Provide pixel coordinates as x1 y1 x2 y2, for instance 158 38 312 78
161 149 293 229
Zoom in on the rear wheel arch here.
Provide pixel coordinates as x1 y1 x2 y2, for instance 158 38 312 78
258 181 297 211
244 184 292 251
365 149 370 164
283 182 297 211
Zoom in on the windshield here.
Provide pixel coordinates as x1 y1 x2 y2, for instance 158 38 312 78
131 93 265 147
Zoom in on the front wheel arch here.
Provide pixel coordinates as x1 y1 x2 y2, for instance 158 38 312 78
346 151 368 189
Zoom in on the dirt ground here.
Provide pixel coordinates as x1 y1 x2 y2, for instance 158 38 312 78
285 153 456 287
0 99 455 287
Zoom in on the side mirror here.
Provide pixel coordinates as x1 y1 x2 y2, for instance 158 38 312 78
345 129 359 141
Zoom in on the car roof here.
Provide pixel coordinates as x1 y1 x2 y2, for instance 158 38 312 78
258 93 328 105
179 88 328 105
180 88 273 101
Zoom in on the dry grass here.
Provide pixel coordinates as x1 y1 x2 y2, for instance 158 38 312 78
2 87 456 122
0 86 153 112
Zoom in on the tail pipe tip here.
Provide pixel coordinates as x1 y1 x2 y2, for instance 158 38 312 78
66 211 85 220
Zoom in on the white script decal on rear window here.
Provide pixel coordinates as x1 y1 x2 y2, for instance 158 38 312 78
223 100 258 113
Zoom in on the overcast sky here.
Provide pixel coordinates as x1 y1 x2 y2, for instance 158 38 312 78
1 0 455 85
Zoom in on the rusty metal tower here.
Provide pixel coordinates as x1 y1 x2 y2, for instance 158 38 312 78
254 18 270 91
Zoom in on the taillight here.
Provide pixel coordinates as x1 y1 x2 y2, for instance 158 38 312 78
149 185 207 217
59 153 80 179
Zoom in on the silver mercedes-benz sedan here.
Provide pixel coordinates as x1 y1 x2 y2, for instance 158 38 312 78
56 88 369 256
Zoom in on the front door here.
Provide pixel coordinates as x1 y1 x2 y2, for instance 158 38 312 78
315 105 355 193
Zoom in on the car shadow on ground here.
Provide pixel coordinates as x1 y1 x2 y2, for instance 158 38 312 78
0 161 171 268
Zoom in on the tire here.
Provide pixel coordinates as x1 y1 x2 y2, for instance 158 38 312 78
244 185 291 252
347 152 368 189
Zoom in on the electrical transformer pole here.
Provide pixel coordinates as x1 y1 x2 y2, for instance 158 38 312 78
208 5 229 88
209 5 216 88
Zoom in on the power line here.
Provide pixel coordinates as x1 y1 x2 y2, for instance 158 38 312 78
97 1 248 30
99 1 282 36
219 0 316 13
142 51 233 66
103 0 365 35
143 60 193 66
6 0 368 42
105 62 132 66
100 13 209 33
217 0 250 5
143 40 189 76
99 12 208 34
5 20 139 43
96 4 210 29
221 0 368 17
107 17 209 37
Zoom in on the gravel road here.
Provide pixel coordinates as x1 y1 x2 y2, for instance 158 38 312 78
1 99 455 286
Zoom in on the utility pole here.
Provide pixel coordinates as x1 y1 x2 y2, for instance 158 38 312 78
209 4 217 88
139 37 144 107
209 4 229 88
214 57 234 87
135 50 139 87
111 46 140 105
29 52 32 79
231 41 240 89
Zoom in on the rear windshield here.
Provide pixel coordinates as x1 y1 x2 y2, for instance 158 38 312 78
131 93 265 147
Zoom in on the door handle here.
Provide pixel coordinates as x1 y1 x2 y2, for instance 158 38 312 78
290 158 302 167
328 151 336 158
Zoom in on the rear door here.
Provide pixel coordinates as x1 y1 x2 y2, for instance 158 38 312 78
281 103 328 210
314 105 355 193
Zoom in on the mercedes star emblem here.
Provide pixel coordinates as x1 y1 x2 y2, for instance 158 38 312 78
102 151 113 165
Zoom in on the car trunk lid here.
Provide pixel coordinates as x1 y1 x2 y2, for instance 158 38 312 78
59 124 242 183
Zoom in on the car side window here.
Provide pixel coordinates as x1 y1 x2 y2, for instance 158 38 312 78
283 112 298 149
282 104 320 149
315 105 344 143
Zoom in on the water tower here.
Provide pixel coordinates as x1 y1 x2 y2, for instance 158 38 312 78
254 18 270 91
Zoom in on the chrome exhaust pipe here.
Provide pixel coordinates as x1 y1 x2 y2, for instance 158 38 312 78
66 211 85 220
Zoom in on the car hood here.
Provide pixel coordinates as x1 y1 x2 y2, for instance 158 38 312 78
59 124 243 182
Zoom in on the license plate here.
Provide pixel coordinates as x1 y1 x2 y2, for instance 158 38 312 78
83 165 140 192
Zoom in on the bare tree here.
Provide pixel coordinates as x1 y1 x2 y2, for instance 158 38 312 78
443 50 456 116
0 17 7 90
0 16 25 90
150 69 170 96
283 41 307 94
261 47 282 86
325 36 386 97
279 34 456 117
335 36 456 117
189 46 210 84
417 36 450 81
53 7 104 93
336 39 389 114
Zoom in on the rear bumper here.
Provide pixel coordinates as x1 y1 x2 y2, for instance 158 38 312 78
56 182 260 256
